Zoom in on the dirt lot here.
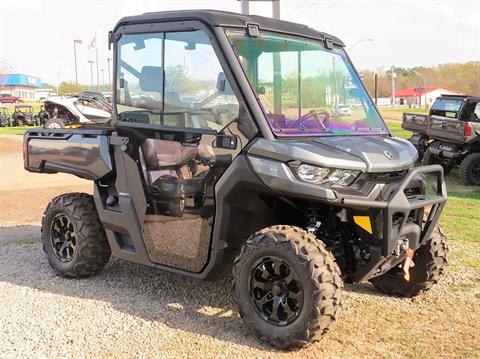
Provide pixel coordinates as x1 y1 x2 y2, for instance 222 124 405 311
0 135 479 358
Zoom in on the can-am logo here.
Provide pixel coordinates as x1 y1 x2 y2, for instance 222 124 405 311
384 151 394 159
335 145 351 152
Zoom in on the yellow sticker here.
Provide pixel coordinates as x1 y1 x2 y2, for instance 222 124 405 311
353 215 372 234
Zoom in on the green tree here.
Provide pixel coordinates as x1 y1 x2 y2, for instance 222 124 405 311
58 81 87 96
361 62 480 98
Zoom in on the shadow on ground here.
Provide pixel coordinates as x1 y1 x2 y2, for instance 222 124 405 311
0 225 386 351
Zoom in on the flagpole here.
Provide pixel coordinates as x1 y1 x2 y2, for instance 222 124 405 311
73 40 78 85
95 33 100 92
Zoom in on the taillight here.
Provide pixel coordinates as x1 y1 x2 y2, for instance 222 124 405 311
465 122 472 137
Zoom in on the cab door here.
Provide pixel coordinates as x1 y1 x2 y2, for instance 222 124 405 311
113 23 254 273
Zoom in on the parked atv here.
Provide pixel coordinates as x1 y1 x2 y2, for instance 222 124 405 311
402 95 480 184
42 93 112 129
23 10 448 350
0 106 10 127
11 105 36 126
34 105 49 126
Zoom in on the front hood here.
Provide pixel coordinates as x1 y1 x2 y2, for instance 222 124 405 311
248 136 417 173
312 136 418 172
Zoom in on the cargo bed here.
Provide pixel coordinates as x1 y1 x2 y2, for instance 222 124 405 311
24 128 115 180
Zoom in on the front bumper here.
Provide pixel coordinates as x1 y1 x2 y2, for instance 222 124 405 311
341 165 447 281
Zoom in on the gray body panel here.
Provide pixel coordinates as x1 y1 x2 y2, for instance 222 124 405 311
248 135 417 173
402 113 429 134
428 116 467 143
24 129 113 180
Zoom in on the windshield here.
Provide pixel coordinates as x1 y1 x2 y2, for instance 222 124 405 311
227 30 388 137
430 98 463 118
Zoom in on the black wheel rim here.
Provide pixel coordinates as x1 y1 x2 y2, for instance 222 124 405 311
50 213 76 262
471 163 480 182
249 256 304 326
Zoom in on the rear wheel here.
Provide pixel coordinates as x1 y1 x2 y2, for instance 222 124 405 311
460 153 480 186
423 148 452 175
42 193 111 278
233 225 343 349
13 117 23 127
370 224 447 297
44 117 65 129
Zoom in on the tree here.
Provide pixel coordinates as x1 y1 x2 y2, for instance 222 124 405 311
0 59 13 74
361 62 480 98
58 81 87 96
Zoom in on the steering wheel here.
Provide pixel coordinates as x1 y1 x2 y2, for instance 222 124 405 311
288 110 330 131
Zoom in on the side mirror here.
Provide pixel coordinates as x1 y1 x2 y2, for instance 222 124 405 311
216 72 234 96
139 66 163 92
214 134 237 150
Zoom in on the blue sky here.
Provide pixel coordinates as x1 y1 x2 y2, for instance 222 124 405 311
0 0 479 85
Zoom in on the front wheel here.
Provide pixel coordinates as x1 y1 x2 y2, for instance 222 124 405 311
233 225 343 349
44 117 65 129
370 224 447 297
42 193 111 278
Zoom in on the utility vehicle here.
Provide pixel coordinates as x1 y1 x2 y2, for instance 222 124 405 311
42 92 112 129
0 106 10 127
34 105 49 127
24 10 448 349
12 105 35 126
403 95 480 185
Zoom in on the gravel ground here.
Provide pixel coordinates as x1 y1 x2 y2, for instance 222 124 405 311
0 134 479 358
0 240 478 358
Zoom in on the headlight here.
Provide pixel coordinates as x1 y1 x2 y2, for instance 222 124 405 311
290 163 360 186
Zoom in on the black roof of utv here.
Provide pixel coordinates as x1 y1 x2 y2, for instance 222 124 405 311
113 9 345 47
439 94 480 102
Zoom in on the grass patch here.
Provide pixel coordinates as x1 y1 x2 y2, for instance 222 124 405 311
386 107 428 113
0 126 38 135
385 120 411 139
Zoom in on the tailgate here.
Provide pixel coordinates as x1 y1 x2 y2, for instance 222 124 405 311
402 113 429 133
428 116 466 143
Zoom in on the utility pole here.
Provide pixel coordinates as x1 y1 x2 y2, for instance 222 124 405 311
107 57 112 90
95 34 100 92
101 69 105 90
239 1 282 113
73 39 82 85
390 66 396 108
239 0 280 18
272 0 280 18
413 70 428 110
240 0 249 14
88 60 95 89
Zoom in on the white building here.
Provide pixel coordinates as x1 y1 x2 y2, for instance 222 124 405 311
393 86 460 107
0 74 42 100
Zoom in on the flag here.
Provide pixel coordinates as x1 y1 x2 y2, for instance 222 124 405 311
88 35 96 50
